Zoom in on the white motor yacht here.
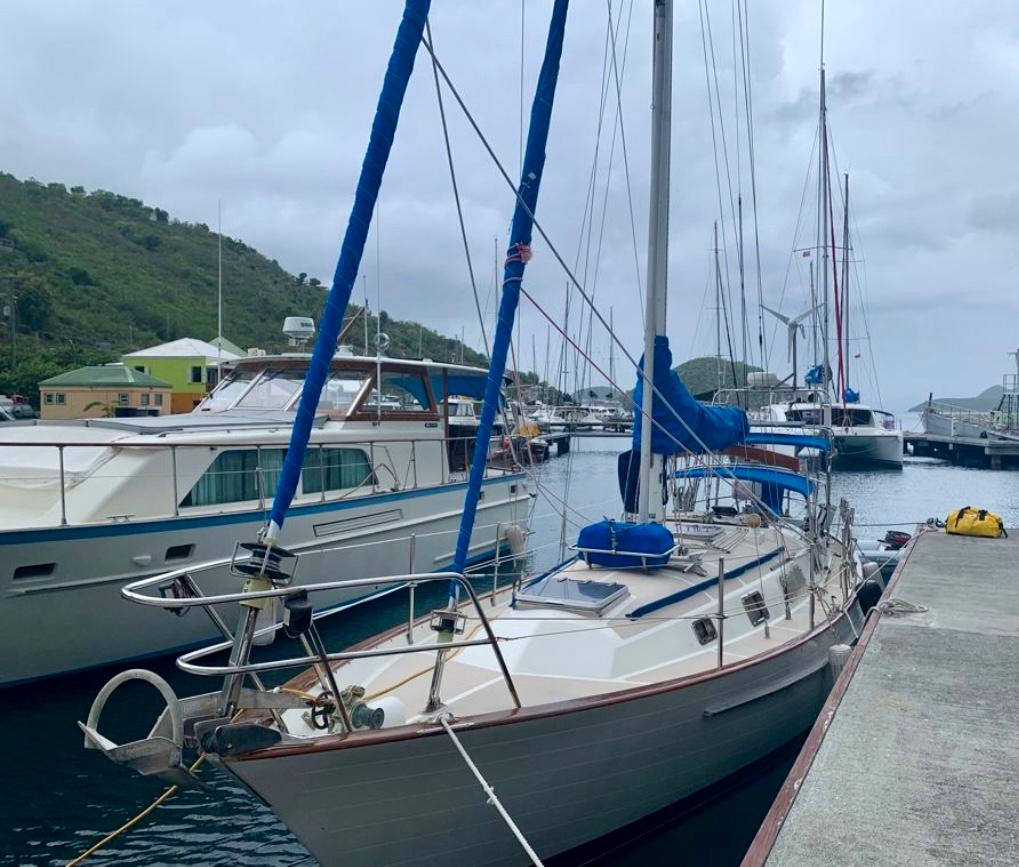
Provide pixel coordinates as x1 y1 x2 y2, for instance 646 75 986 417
0 353 530 686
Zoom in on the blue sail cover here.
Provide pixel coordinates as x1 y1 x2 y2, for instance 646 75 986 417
631 335 749 455
450 0 569 575
265 1 430 539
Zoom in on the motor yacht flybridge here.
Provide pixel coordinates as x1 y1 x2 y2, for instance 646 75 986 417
0 351 530 686
80 3 876 864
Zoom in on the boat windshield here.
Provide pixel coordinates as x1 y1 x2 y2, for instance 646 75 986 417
198 369 259 412
321 370 371 413
235 367 307 410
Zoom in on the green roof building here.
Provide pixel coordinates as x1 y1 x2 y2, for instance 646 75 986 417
40 364 173 420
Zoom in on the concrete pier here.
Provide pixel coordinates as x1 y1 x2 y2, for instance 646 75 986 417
744 528 1019 866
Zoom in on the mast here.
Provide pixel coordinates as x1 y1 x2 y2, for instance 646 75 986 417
818 66 830 396
714 220 722 393
738 193 747 379
609 306 616 397
637 0 673 523
841 172 850 395
217 199 223 381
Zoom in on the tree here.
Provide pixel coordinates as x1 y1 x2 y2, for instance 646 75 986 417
296 272 308 286
309 277 321 288
16 280 53 331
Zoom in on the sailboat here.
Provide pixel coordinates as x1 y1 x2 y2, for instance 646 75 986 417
78 3 876 863
750 31 902 468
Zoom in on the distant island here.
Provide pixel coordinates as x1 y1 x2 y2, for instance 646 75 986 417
909 385 1003 413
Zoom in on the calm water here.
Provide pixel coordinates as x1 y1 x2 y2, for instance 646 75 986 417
4 435 1019 866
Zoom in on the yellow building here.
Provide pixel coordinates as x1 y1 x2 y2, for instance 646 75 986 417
39 364 172 420
122 337 241 413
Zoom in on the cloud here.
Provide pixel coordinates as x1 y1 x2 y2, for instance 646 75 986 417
2 0 1019 409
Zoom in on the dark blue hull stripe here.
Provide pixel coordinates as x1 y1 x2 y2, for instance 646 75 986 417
629 547 783 619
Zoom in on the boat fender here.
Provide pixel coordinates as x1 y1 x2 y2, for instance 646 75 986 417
828 644 852 679
862 561 884 589
370 696 407 729
857 578 884 615
503 523 526 557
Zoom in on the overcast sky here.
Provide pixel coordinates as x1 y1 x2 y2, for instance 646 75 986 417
2 1 1018 410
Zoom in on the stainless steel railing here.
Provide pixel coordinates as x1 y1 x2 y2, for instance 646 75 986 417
0 433 521 529
121 563 522 710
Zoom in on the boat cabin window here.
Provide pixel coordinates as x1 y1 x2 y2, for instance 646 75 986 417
199 368 261 411
321 369 371 414
448 399 481 419
786 408 823 425
302 448 376 494
181 448 285 507
235 367 306 410
833 408 874 427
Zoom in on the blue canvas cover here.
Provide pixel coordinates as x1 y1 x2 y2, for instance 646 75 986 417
576 519 674 570
631 336 749 455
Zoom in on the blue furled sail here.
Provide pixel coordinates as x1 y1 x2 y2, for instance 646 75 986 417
264 0 430 542
450 0 569 575
631 335 749 455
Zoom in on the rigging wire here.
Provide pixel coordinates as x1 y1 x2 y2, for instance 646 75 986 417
606 0 644 309
419 35 817 534
737 0 768 372
425 18 489 358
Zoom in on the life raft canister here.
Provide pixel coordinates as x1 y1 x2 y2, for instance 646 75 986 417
945 506 1007 539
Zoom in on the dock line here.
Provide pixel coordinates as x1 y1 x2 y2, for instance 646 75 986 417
439 714 544 866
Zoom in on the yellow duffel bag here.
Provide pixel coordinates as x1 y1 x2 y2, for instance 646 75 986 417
946 506 1008 539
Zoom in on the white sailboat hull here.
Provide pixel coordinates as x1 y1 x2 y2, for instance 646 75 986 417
0 476 527 686
224 602 864 866
832 428 903 468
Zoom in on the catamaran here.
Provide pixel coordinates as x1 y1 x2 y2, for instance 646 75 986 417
78 2 877 863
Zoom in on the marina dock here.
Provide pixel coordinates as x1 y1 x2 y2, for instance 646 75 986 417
904 430 1019 469
744 527 1019 865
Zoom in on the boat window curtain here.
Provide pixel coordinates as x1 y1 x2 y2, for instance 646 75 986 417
182 448 286 507
301 448 375 494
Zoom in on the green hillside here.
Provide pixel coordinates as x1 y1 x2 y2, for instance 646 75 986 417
675 356 762 398
0 172 486 403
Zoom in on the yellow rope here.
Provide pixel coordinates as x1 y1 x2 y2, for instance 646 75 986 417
364 621 486 703
66 708 246 867
66 752 208 867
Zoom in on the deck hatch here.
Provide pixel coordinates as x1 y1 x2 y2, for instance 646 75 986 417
515 576 628 615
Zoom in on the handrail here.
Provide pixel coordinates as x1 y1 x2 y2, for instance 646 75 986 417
0 433 521 532
122 567 522 709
